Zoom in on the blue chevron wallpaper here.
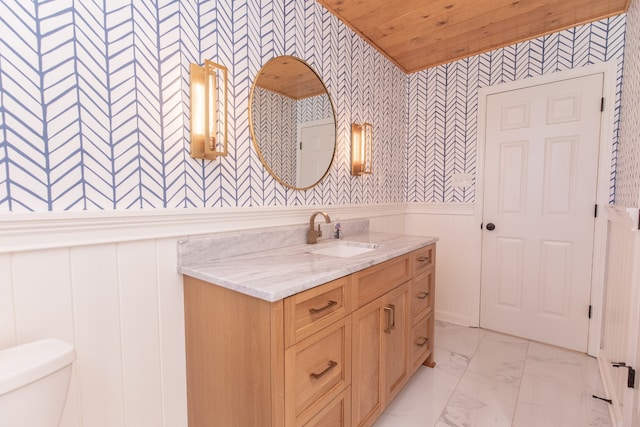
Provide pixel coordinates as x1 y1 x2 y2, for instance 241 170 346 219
251 87 297 184
0 0 406 212
618 0 640 207
0 1 628 212
406 16 627 204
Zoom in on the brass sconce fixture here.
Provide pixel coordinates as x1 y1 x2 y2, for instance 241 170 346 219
351 122 372 176
190 59 228 160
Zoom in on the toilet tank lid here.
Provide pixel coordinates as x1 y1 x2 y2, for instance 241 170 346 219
0 338 75 395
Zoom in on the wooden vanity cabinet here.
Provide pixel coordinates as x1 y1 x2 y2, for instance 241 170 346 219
183 277 286 427
351 281 410 427
183 244 436 427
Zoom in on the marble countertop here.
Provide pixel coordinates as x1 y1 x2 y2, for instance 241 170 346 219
178 230 437 302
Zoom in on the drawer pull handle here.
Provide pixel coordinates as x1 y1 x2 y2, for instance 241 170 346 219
417 256 431 263
310 360 338 379
383 304 396 333
309 300 338 314
416 291 429 299
415 337 428 347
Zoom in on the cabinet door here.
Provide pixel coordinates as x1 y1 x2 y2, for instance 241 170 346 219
351 298 384 427
384 282 410 403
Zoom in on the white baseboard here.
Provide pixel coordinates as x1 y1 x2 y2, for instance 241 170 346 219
435 310 475 327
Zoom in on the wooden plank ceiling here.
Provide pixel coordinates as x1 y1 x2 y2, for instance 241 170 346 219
316 0 630 73
255 56 327 99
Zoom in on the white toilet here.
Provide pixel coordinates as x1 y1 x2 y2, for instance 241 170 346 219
0 338 75 427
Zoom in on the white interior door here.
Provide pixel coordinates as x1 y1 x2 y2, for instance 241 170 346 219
480 73 604 352
297 119 335 188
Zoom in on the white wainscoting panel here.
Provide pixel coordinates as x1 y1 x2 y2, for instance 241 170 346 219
405 203 481 327
0 204 404 427
70 244 125 427
598 206 640 426
117 241 164 427
0 254 16 349
369 213 407 234
156 238 189 427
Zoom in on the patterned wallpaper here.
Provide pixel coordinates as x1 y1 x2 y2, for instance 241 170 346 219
406 16 627 204
0 1 630 212
0 0 407 212
251 87 297 184
618 0 640 207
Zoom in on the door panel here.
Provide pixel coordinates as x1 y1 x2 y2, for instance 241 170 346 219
499 142 528 214
298 120 334 188
538 240 572 319
543 137 577 214
481 73 603 352
495 237 525 311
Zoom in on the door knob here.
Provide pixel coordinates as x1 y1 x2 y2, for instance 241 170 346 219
486 223 496 231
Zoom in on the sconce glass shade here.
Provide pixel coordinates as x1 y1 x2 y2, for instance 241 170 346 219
351 122 372 176
190 60 228 160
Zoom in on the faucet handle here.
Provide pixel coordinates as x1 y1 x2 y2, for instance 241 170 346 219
317 224 322 237
334 223 342 239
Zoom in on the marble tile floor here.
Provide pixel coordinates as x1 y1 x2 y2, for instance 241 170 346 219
374 321 612 427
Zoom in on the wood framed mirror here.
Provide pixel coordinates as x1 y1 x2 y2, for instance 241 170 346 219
249 56 337 190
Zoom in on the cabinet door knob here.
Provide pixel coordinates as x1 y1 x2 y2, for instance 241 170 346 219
415 337 428 347
309 360 338 379
309 300 337 314
416 291 429 299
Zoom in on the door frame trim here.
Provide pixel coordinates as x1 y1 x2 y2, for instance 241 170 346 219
475 61 619 356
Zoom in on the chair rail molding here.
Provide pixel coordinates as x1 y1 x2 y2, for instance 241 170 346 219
0 203 408 253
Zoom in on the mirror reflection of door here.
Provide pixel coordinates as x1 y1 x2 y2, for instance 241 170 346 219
249 56 337 190
297 118 335 188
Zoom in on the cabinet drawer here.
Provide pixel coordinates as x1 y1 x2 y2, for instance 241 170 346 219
302 387 352 427
285 276 352 347
410 313 433 371
413 244 435 275
353 254 411 308
286 317 352 426
411 269 434 325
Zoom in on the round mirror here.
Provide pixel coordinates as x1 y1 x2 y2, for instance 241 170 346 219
249 56 336 190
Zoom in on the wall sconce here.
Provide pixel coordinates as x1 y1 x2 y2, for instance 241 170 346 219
351 122 372 176
190 59 228 160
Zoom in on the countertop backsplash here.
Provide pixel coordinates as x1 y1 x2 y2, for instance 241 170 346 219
177 218 370 267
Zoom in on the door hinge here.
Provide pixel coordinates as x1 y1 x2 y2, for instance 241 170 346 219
612 362 636 388
594 204 598 218
601 97 605 112
299 142 302 150
588 305 592 319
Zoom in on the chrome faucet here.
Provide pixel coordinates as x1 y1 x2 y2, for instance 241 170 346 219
307 211 331 244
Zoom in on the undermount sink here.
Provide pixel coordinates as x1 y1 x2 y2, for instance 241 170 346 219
308 240 379 258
